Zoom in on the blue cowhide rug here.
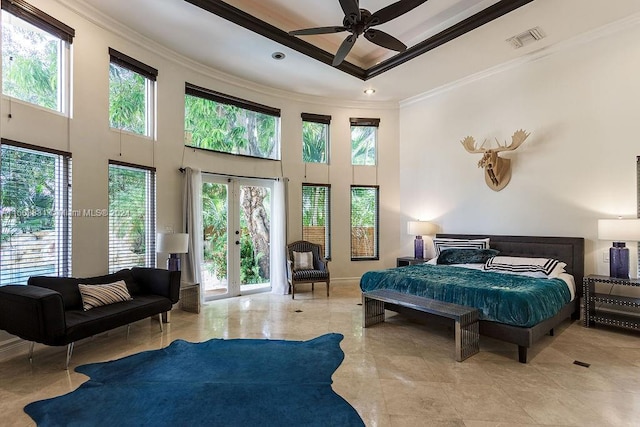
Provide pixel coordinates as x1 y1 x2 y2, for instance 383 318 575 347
25 333 364 426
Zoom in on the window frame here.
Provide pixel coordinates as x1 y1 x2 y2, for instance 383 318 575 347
0 138 72 285
350 118 380 166
302 183 331 260
350 185 379 261
184 82 281 160
108 160 156 273
301 113 330 164
108 48 157 138
1 0 74 114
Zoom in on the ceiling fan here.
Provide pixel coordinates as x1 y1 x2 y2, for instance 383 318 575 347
288 0 429 66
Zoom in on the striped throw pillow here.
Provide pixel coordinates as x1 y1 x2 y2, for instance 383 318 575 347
78 280 132 311
433 238 490 256
484 256 566 278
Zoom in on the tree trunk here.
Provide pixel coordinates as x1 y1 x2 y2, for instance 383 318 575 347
241 186 270 279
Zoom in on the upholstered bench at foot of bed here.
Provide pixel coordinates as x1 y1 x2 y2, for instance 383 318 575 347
362 289 480 362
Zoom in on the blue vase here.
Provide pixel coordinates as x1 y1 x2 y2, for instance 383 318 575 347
610 243 629 279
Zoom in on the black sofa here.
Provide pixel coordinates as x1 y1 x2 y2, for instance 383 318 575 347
0 267 180 368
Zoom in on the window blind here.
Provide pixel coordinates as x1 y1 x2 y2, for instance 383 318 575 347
108 161 156 272
186 82 280 117
1 0 75 43
302 184 331 259
350 185 379 260
109 48 158 81
301 113 331 125
0 139 72 285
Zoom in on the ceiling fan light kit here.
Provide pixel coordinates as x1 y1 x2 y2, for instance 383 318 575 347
289 0 428 66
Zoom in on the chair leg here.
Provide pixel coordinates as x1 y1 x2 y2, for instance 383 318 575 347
312 283 315 292
65 342 74 370
291 283 295 299
327 282 330 297
28 342 35 363
158 314 163 332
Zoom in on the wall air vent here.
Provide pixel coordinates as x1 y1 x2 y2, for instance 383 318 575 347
506 27 545 49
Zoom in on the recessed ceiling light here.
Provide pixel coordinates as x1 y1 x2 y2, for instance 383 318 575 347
364 88 375 95
271 52 286 60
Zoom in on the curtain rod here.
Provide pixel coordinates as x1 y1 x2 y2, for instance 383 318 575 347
178 167 284 181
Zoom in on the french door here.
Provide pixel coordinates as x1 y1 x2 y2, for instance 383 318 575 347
201 175 272 300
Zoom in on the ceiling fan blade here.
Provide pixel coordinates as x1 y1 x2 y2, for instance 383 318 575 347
289 26 347 36
364 29 407 51
339 0 361 24
369 0 429 26
332 33 357 66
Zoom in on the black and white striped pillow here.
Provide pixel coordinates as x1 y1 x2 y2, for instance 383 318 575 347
433 238 490 256
484 256 566 278
78 280 132 311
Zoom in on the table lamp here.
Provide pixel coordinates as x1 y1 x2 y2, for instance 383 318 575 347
598 218 640 279
156 233 189 271
407 221 436 259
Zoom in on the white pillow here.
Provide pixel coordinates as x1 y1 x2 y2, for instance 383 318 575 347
432 238 490 256
483 256 566 278
293 251 314 270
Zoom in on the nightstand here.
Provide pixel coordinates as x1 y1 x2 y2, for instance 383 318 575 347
583 274 640 330
396 257 429 267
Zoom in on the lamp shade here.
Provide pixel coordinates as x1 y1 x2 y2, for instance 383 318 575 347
407 221 436 236
597 219 640 242
156 233 189 254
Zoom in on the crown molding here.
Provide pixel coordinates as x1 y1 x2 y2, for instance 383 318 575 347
400 11 640 108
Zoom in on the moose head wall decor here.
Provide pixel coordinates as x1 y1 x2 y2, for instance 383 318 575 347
460 129 530 192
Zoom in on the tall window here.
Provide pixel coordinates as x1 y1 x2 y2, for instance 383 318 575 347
351 118 380 166
1 0 74 113
302 113 330 163
0 139 71 285
351 185 379 260
302 184 331 259
185 83 281 160
109 48 157 137
108 161 156 272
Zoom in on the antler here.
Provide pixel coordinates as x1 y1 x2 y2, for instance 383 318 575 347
493 129 530 152
460 136 487 153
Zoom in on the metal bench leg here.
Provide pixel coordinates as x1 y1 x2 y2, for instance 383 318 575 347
454 314 479 362
158 314 163 332
363 295 385 328
162 311 170 323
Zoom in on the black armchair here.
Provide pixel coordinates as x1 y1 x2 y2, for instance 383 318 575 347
286 241 330 299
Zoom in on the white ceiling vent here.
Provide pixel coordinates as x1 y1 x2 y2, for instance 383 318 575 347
506 27 545 49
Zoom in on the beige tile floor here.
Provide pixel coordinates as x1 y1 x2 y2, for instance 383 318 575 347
1 282 639 426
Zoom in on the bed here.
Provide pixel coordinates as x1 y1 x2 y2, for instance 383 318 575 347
360 234 584 363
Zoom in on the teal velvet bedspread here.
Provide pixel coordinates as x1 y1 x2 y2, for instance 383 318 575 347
360 264 571 327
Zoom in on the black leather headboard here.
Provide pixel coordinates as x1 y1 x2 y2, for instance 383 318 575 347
436 234 585 297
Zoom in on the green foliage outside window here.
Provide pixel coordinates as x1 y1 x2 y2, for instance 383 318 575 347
184 94 279 160
351 126 377 165
1 13 60 111
108 166 150 270
302 121 328 163
1 146 55 238
109 63 147 135
302 186 327 227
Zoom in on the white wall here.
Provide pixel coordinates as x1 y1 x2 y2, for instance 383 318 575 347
399 21 640 277
0 0 400 354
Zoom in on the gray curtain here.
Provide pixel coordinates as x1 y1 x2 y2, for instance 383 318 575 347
182 167 203 301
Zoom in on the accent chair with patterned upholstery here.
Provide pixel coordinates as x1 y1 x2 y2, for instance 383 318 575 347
286 240 330 299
